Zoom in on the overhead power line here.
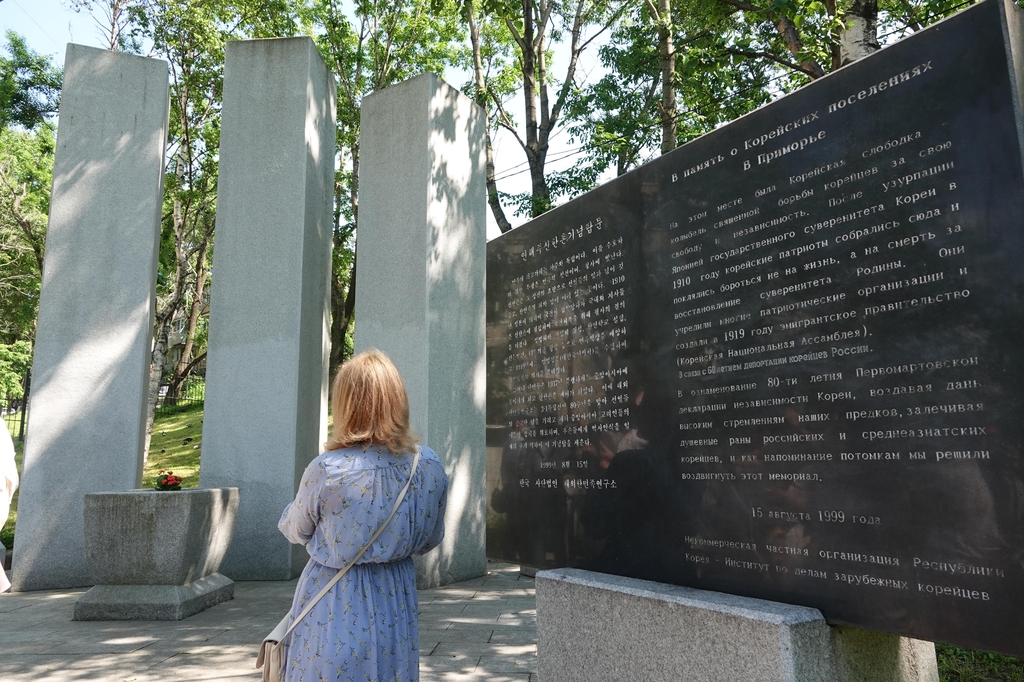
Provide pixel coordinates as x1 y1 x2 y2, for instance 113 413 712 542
8 0 64 51
492 2 972 185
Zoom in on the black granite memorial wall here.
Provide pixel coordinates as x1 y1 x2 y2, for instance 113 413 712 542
486 0 1024 656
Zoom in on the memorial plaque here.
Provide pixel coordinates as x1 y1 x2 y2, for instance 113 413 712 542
486 0 1024 656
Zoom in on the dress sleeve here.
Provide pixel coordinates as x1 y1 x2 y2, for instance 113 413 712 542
278 457 324 546
415 459 449 555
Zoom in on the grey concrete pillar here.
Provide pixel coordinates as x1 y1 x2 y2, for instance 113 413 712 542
536 569 939 682
355 73 487 588
12 45 169 591
200 37 335 580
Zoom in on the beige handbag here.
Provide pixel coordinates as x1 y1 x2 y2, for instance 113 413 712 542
256 448 421 682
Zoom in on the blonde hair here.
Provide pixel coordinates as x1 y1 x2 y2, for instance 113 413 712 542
325 349 419 454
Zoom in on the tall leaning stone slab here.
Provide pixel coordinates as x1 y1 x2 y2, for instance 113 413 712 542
356 73 487 588
200 38 335 580
12 45 169 591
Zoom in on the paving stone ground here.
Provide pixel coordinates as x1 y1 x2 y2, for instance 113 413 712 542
0 561 538 682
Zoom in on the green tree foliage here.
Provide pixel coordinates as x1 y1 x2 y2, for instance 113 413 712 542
0 341 31 400
564 0 778 178
0 33 59 344
560 0 969 185
0 124 53 343
466 0 628 222
0 32 62 130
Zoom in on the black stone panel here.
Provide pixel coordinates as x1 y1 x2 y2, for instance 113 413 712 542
486 0 1024 656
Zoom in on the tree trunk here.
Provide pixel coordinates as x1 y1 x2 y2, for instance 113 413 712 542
492 0 612 219
144 316 170 463
774 15 826 78
485 127 513 232
329 140 360 380
839 0 880 66
329 261 352 377
18 364 30 441
823 0 843 71
166 349 206 401
8 180 45 273
520 0 539 158
527 146 551 216
515 0 553 217
617 149 630 176
329 253 357 379
169 233 210 399
467 0 514 232
655 0 677 154
143 200 187 464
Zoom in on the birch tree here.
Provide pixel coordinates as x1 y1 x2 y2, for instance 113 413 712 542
69 0 141 51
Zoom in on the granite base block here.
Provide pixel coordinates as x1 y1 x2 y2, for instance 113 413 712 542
831 626 940 682
536 568 938 682
73 572 234 621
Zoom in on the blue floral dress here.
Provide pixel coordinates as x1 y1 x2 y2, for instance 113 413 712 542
278 445 448 682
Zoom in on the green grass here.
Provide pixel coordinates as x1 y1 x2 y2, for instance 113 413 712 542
1 404 204 549
143 402 204 489
937 644 1024 682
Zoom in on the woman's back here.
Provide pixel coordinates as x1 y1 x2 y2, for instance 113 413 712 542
277 349 447 681
278 445 447 682
279 445 448 567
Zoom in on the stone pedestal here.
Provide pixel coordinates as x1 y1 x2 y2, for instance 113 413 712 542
12 45 169 591
536 568 939 682
74 575 235 621
74 488 239 620
355 73 487 588
200 37 335 580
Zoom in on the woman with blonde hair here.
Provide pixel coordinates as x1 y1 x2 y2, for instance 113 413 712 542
278 349 448 681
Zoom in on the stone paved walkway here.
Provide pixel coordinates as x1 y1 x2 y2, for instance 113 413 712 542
0 562 538 681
